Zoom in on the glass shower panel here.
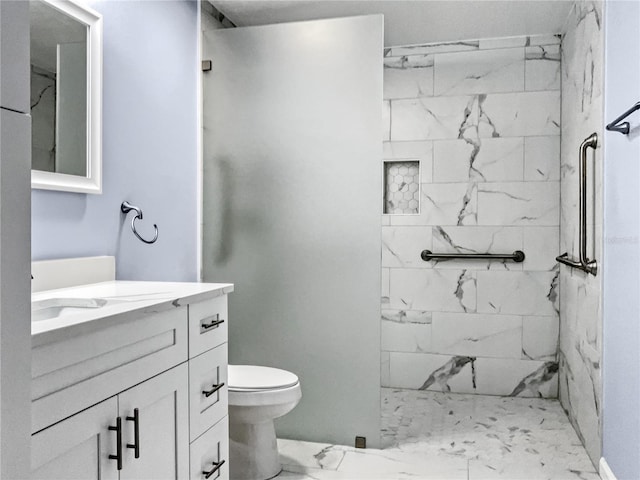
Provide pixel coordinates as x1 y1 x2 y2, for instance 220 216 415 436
202 15 383 447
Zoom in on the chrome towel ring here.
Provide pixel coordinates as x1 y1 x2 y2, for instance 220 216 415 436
121 201 158 244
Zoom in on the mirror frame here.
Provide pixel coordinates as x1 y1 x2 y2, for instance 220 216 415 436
31 0 103 194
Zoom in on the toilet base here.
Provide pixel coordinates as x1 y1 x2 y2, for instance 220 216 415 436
229 419 281 480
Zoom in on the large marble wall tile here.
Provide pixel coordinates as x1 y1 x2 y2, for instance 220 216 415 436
474 357 558 397
476 270 558 316
382 226 432 268
430 225 523 271
431 312 522 358
478 91 560 138
390 96 476 141
388 352 475 392
522 226 560 271
558 0 603 466
529 34 562 46
383 140 433 183
422 183 477 226
433 138 524 183
434 48 524 96
389 41 479 57
383 55 434 99
522 315 559 361
479 36 529 49
477 182 559 226
381 351 390 387
381 268 390 302
388 268 476 312
383 100 391 141
525 45 561 91
386 35 558 58
559 351 600 465
387 352 558 397
381 33 562 400
524 136 560 181
382 310 432 353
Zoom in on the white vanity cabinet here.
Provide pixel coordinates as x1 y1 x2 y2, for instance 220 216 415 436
30 285 232 480
32 397 118 480
187 295 230 480
32 364 189 479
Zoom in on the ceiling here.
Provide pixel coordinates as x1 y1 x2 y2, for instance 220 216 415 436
211 0 573 47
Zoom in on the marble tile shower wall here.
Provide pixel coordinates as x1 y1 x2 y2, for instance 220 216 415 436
558 1 603 466
381 35 562 399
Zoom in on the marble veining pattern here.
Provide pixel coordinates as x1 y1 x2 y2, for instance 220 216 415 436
558 0 603 466
276 389 598 479
382 34 562 399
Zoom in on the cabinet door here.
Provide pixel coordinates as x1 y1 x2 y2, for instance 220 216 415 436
119 364 189 480
31 397 119 480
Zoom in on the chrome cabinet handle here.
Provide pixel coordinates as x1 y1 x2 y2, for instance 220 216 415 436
202 382 225 398
108 417 123 470
126 408 140 459
201 316 225 331
203 460 225 479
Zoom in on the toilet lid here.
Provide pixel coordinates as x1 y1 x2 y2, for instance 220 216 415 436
228 365 299 391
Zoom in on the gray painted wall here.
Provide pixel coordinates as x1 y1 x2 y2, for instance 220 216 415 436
602 1 640 478
31 0 199 282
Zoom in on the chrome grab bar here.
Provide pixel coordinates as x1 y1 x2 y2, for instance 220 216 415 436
556 133 598 276
420 250 525 263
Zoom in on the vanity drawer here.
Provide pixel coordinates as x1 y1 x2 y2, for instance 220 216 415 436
190 416 229 480
190 343 228 442
32 307 188 433
189 295 228 358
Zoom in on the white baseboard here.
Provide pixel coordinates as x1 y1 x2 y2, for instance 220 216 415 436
600 457 617 480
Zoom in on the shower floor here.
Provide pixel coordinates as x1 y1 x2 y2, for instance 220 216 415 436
275 388 600 479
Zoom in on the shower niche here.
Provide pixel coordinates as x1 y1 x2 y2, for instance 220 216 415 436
383 160 420 215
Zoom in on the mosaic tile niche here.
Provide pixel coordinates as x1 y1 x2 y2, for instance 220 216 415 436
384 161 420 214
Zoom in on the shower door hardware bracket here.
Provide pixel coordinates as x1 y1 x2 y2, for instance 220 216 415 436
606 101 640 135
420 250 525 263
555 133 598 276
202 60 212 72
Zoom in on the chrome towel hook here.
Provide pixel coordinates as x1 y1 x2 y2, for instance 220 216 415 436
121 201 158 244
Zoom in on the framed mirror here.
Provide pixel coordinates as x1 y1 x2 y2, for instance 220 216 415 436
30 0 102 194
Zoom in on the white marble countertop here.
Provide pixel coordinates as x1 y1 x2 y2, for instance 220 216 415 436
32 281 234 346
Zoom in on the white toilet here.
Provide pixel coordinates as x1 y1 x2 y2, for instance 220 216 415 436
228 365 302 480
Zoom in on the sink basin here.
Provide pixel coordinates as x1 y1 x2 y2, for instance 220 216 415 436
32 298 108 322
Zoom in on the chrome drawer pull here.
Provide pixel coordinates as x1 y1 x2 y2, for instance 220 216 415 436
202 382 225 398
203 460 225 479
201 315 225 331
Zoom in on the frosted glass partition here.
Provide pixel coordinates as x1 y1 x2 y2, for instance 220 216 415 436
202 15 383 446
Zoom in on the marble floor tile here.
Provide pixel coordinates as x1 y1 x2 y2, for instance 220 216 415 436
277 388 599 480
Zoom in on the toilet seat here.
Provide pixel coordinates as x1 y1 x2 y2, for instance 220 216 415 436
228 365 299 392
